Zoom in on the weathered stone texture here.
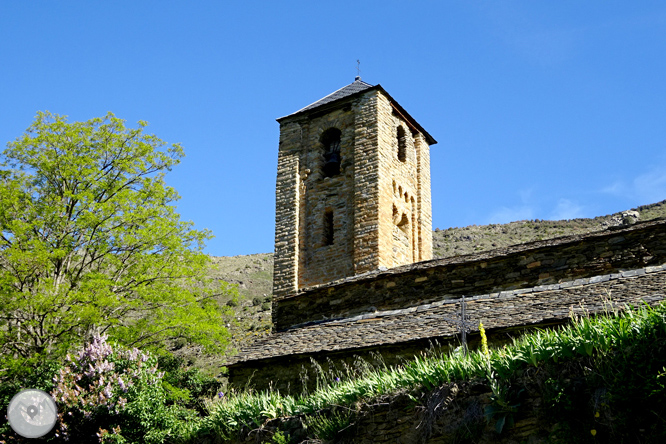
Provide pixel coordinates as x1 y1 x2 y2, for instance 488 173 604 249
352 90 381 275
274 219 666 330
228 261 666 393
272 82 434 299
272 122 301 297
376 92 431 269
221 382 547 443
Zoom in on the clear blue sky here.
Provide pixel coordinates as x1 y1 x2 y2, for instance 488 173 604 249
1 1 665 256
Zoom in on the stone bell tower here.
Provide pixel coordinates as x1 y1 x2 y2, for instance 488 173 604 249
273 78 436 298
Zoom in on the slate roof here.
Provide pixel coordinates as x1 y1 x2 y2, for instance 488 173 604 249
277 78 437 145
227 264 666 365
287 77 375 117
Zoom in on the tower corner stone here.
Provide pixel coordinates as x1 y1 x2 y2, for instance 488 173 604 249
273 81 435 301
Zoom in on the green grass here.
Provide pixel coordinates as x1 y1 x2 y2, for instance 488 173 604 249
176 302 666 442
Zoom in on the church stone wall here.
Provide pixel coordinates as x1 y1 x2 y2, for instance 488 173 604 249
273 86 434 298
297 106 357 289
416 132 433 261
376 93 433 269
272 122 301 297
351 90 382 275
273 219 666 331
273 92 382 297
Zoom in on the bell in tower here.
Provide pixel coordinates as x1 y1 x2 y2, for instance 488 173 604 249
321 128 341 177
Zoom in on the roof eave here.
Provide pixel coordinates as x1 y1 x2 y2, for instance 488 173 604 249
277 84 437 146
375 84 437 146
276 84 382 123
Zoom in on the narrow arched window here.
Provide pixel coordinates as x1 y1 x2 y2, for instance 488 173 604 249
321 128 342 177
397 126 407 162
397 212 409 232
323 209 334 246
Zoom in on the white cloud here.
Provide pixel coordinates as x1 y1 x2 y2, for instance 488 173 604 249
634 167 666 203
519 188 533 203
478 2 580 66
487 188 536 224
602 166 666 204
487 206 535 224
601 181 626 197
549 198 585 220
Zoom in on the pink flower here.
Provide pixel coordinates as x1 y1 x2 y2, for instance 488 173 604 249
118 377 127 392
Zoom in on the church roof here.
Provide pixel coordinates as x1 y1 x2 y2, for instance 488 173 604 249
277 78 437 145
227 264 666 366
287 77 375 116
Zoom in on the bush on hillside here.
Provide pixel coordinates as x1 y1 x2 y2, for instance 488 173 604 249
158 354 223 415
50 334 192 443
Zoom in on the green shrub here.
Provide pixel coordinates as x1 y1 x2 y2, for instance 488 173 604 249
158 354 223 414
50 334 192 443
271 430 291 444
304 410 353 441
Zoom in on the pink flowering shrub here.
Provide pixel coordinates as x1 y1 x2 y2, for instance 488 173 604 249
51 334 191 443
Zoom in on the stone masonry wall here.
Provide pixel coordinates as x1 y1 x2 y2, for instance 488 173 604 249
274 219 666 330
273 87 434 298
297 106 356 289
378 93 424 268
415 132 433 261
273 98 361 297
230 263 666 393
351 90 381 275
272 121 301 297
378 96 432 268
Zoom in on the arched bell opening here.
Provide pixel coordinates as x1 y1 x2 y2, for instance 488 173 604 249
397 126 407 162
321 128 342 178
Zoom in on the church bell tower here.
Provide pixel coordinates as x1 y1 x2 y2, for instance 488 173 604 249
273 78 436 297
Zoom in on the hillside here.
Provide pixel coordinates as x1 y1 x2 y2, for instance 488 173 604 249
432 200 666 257
208 200 666 365
212 199 666 302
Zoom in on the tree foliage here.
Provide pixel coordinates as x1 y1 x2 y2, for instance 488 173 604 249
0 112 232 372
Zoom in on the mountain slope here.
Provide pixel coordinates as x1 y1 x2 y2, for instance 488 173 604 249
212 200 666 298
432 200 665 257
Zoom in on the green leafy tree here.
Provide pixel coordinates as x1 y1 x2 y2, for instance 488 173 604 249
0 112 232 373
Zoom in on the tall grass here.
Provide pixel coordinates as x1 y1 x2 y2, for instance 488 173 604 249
177 302 666 442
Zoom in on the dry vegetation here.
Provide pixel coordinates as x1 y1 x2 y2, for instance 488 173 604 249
433 200 666 258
